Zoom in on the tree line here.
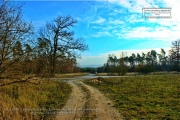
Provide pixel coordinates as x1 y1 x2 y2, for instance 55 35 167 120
1 1 179 80
97 40 180 75
0 1 88 79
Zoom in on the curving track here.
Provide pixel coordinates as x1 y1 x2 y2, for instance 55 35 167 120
55 76 123 120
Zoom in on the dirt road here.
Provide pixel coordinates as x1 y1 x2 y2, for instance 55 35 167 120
55 78 123 120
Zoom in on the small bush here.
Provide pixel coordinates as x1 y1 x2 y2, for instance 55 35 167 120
135 64 155 74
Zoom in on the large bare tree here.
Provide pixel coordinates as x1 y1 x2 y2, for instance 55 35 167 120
38 15 88 76
0 1 33 75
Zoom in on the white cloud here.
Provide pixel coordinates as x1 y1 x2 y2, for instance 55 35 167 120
104 0 180 41
92 31 112 38
84 4 98 27
128 14 144 23
107 0 154 13
91 26 101 29
116 26 180 41
107 0 180 24
108 19 124 24
85 1 180 41
91 17 106 24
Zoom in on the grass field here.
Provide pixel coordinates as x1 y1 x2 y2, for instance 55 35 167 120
95 71 180 76
54 73 88 78
85 75 180 119
0 78 72 119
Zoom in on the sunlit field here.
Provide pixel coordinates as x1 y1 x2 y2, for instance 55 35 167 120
0 79 72 119
54 73 88 78
95 71 180 76
85 75 180 119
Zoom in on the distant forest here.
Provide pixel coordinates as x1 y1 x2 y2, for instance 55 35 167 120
82 40 180 74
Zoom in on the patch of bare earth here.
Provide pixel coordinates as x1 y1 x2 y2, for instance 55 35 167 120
56 79 123 120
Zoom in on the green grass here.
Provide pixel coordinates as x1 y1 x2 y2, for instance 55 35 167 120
0 78 72 119
84 75 180 119
95 71 180 76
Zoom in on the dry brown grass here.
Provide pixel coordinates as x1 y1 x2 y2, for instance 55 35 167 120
54 73 88 78
0 78 72 120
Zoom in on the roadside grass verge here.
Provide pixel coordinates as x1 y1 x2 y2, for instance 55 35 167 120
0 78 72 120
54 73 88 78
84 75 180 119
95 71 180 76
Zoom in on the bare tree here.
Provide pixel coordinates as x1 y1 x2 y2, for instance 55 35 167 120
0 1 33 75
38 15 88 76
157 48 168 71
150 50 157 66
128 53 136 69
169 40 180 72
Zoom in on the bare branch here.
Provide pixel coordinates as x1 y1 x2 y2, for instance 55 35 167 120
0 75 39 87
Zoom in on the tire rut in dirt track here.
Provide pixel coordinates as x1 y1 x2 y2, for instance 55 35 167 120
56 79 123 120
55 80 86 120
78 82 97 119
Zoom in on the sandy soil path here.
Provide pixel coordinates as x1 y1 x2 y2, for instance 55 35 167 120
56 79 123 120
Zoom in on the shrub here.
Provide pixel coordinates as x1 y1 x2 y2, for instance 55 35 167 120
135 64 155 74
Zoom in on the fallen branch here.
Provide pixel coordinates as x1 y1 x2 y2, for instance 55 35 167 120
0 75 40 87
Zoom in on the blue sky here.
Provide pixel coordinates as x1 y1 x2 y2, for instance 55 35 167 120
21 0 180 67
